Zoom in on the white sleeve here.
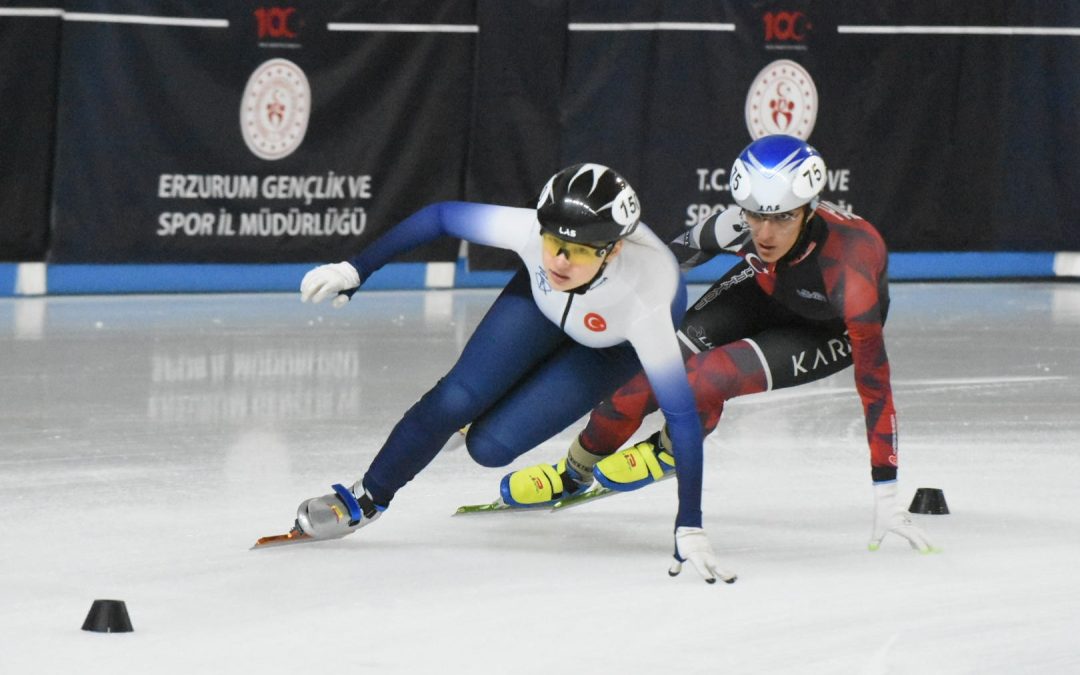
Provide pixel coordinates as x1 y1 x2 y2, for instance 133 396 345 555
627 306 706 527
626 306 696 420
436 203 536 254
350 202 536 278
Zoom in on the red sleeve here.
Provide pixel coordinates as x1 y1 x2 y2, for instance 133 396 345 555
819 214 898 479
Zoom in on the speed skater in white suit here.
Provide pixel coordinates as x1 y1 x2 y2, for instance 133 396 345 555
283 163 734 583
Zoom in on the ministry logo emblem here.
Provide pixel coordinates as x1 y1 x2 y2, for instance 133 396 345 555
240 58 310 160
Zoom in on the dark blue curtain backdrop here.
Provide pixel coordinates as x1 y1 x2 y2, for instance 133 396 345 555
1 1 1077 263
0 1 61 261
48 0 475 263
468 0 1080 267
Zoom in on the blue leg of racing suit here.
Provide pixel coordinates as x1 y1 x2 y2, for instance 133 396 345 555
361 268 682 506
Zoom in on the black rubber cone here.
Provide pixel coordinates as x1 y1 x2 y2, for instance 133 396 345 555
81 599 134 633
908 488 950 515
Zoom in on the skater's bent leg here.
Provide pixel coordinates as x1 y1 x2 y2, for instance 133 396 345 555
575 337 770 460
684 339 771 433
362 269 565 505
363 377 488 504
576 370 659 455
466 341 643 467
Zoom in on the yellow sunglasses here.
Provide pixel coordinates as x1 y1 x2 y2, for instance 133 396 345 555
540 231 614 265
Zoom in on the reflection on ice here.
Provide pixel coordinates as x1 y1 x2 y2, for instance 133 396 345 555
147 346 365 423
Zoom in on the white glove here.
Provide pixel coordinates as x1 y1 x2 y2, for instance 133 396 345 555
869 482 934 553
668 526 737 584
300 262 361 308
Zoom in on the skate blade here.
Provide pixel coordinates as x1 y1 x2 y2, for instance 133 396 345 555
550 486 615 511
453 490 614 515
552 473 675 511
251 526 313 549
455 474 676 516
453 498 549 516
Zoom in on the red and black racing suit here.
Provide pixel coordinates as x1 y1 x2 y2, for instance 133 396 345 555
578 201 899 483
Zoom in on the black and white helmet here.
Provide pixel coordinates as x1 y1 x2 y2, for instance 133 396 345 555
536 163 640 245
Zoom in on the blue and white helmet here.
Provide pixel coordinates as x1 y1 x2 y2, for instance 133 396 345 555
729 135 827 214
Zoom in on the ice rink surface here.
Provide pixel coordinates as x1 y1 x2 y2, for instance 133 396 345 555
1 282 1078 674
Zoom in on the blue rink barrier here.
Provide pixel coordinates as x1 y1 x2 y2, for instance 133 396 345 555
1 252 1077 296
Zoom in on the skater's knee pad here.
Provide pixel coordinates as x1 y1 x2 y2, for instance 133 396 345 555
464 425 517 468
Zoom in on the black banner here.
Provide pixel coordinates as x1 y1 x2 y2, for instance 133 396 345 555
466 0 1080 268
0 3 60 261
461 0 570 271
49 0 476 263
18 1 1080 265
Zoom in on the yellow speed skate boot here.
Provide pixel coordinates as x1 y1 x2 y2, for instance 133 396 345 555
499 458 592 508
593 431 675 492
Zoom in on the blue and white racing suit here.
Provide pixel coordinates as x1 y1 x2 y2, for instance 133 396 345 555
348 201 706 528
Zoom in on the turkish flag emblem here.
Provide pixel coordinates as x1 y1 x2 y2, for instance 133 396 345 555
584 313 607 332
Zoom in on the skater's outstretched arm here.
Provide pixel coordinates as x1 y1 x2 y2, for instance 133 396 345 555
301 202 534 306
